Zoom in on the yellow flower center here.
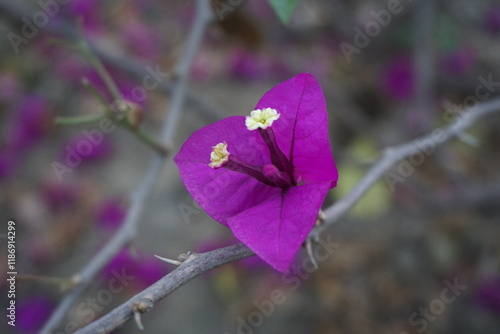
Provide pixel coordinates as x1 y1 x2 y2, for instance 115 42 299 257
209 142 230 168
245 108 280 130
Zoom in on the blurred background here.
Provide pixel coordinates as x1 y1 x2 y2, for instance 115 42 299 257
1 0 500 333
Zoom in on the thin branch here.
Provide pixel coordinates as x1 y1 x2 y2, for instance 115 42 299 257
39 1 212 333
309 96 500 240
55 113 106 125
76 97 500 333
74 244 254 334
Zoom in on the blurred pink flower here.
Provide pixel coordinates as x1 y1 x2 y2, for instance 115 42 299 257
135 257 167 287
58 133 114 164
381 56 414 101
0 73 23 102
304 46 335 81
6 95 51 151
102 249 168 290
441 46 476 75
55 53 88 86
485 5 500 35
121 22 161 61
96 199 126 230
69 0 102 33
26 236 53 266
474 276 500 315
41 182 79 212
229 50 290 81
0 146 19 180
16 296 54 333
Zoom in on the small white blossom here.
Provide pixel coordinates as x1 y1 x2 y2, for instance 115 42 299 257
245 108 280 130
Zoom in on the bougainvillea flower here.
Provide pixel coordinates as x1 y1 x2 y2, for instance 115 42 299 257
382 56 414 100
16 296 54 333
95 198 126 230
485 5 500 35
7 95 51 151
174 73 338 272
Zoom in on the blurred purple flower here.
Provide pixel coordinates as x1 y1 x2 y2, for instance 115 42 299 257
16 296 53 333
135 257 167 286
190 53 218 82
96 199 126 230
0 73 23 102
485 5 500 35
26 236 53 266
55 53 88 86
102 249 167 290
474 276 500 315
441 46 476 75
6 95 51 151
229 50 269 81
102 248 133 279
304 46 334 81
121 22 161 61
41 182 79 212
69 0 102 33
0 146 19 180
229 50 290 81
59 133 114 164
381 56 414 101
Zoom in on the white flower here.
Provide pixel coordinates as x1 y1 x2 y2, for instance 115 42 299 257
209 142 230 168
245 108 280 130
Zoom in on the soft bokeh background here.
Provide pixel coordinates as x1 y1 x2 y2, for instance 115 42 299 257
1 0 500 333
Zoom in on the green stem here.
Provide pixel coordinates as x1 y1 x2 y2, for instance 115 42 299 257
78 40 122 101
82 78 111 114
117 119 169 155
55 114 106 125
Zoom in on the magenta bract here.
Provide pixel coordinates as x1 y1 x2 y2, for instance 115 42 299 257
174 73 338 272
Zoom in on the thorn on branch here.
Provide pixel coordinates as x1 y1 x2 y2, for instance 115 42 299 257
154 251 197 267
132 300 152 331
154 255 182 266
306 238 318 270
457 132 480 147
133 310 144 331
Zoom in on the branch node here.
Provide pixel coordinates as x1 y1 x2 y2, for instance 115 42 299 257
132 308 144 331
178 251 191 262
132 299 154 331
66 274 82 290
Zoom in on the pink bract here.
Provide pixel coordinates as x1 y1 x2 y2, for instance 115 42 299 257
174 73 338 272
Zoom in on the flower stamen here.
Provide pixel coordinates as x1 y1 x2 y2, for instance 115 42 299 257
245 108 280 130
209 142 230 168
